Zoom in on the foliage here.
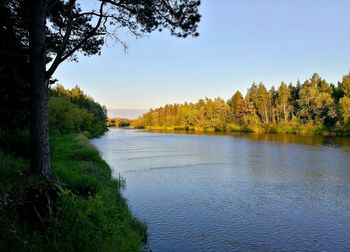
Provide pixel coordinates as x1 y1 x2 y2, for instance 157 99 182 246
0 3 30 132
276 82 292 122
339 96 350 128
107 118 131 128
0 134 147 252
3 0 201 79
49 85 107 136
133 72 350 135
227 91 245 124
339 72 350 98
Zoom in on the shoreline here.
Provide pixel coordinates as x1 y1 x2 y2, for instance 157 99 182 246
0 132 147 251
114 125 350 137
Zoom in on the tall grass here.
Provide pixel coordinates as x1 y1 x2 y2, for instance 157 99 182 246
143 122 342 136
0 133 147 251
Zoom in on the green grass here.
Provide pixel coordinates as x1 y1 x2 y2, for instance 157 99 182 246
142 122 343 136
0 133 147 252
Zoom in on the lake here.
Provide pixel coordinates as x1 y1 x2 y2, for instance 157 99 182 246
91 128 350 251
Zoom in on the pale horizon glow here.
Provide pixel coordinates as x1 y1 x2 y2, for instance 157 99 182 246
54 0 350 115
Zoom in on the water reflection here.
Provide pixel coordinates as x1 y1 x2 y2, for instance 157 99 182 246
91 128 350 251
147 129 350 149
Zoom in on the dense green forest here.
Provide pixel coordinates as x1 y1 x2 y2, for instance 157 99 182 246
0 85 146 251
132 73 350 135
49 85 108 136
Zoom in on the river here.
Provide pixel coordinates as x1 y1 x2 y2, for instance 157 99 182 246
91 128 350 251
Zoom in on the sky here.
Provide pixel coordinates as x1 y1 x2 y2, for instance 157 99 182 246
54 0 350 118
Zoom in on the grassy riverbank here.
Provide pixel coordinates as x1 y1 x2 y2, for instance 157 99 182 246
0 132 146 251
138 122 350 136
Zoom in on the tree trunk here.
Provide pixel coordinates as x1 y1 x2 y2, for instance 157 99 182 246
283 102 287 122
29 0 52 180
264 103 269 123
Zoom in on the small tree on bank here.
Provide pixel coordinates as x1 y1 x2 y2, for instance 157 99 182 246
5 0 201 180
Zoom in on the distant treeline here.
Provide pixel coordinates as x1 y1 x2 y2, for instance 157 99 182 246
132 73 350 135
49 85 108 137
107 118 131 128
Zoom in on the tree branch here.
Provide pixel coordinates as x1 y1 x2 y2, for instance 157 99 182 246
46 1 106 79
46 0 76 79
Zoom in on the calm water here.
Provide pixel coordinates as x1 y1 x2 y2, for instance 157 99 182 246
91 128 350 251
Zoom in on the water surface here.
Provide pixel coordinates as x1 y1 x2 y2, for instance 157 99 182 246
91 128 350 251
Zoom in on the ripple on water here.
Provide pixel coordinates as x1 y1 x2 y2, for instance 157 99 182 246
91 129 350 252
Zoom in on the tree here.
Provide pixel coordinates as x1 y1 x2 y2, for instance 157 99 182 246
228 91 245 124
339 72 350 97
314 92 335 126
0 2 30 132
244 86 261 125
135 71 350 133
211 98 230 128
255 83 270 123
297 79 318 122
243 100 260 125
269 86 277 123
317 79 332 94
276 82 292 122
50 84 108 134
290 81 300 121
8 0 201 179
310 72 322 87
339 96 350 127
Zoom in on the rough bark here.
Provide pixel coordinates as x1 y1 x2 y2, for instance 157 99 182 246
29 0 52 180
264 102 269 123
283 102 287 122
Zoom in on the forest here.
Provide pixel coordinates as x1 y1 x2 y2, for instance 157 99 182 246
49 85 108 136
132 73 350 135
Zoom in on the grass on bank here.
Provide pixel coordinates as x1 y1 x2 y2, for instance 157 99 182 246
139 121 350 136
0 132 146 252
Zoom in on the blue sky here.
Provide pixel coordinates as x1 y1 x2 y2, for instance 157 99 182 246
54 0 350 115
